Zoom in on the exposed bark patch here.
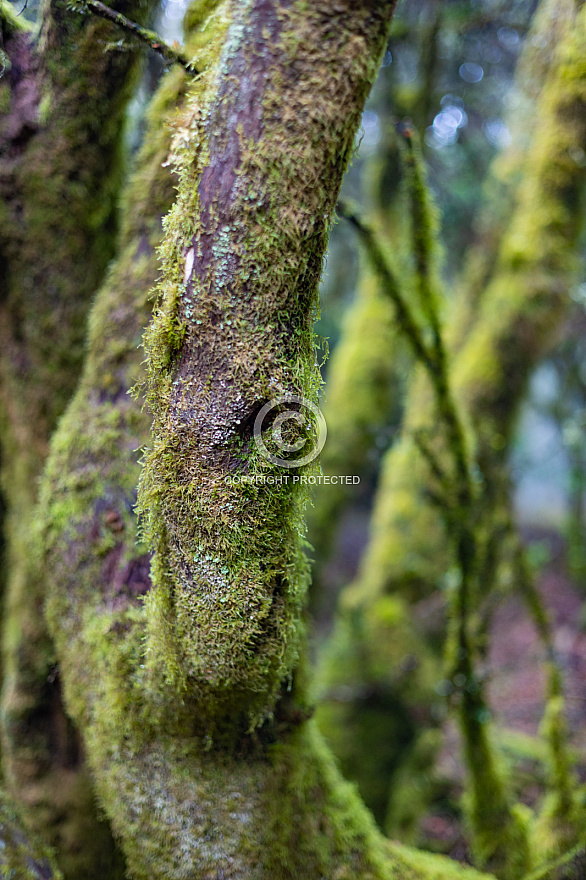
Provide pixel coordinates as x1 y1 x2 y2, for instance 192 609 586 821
102 543 152 608
0 32 39 156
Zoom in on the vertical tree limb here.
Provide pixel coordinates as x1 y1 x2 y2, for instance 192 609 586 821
0 0 159 871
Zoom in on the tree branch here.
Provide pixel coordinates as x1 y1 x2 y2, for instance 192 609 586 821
337 197 437 375
74 0 195 70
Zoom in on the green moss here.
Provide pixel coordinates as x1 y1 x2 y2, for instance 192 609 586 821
525 844 586 880
384 729 443 844
458 693 532 879
528 665 586 863
134 0 397 728
0 791 63 879
260 720 489 880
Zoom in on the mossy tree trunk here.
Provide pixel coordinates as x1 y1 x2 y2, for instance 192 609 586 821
37 0 497 877
0 0 158 873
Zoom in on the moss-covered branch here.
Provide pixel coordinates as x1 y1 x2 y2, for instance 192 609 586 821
307 123 407 602
72 0 194 69
317 0 586 871
342 128 531 879
136 0 400 725
0 791 64 878
323 0 586 693
337 198 436 375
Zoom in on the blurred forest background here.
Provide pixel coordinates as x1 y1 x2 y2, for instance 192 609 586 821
311 0 586 864
3 0 586 874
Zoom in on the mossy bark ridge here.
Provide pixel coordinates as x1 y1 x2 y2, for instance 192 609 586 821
139 0 405 725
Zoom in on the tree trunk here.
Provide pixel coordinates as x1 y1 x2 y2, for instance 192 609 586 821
0 0 157 872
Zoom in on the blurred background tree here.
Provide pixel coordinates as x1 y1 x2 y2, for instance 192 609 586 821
312 0 586 873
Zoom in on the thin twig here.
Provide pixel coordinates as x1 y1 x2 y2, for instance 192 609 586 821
336 198 436 375
399 126 473 509
413 430 452 499
338 193 473 506
77 0 196 71
399 126 443 353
